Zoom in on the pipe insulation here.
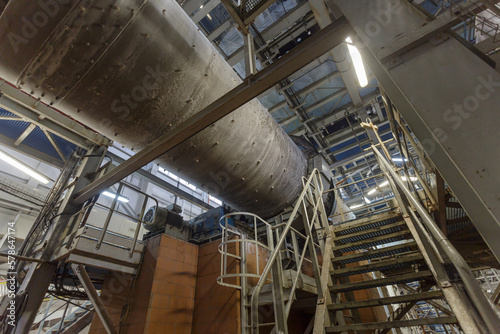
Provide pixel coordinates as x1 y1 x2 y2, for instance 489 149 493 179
0 0 307 218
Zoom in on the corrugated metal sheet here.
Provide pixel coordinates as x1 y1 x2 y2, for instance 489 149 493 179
0 119 30 139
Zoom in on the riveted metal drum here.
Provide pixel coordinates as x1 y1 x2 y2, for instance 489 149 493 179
0 0 307 218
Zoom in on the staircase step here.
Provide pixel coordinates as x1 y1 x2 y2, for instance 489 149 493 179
330 270 433 293
332 230 412 253
331 241 418 264
327 290 443 311
331 253 424 277
325 316 457 332
333 221 407 242
332 212 402 234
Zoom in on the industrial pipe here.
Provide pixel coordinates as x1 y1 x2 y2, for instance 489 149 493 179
0 0 307 218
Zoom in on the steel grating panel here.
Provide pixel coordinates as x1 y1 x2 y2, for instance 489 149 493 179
337 246 415 265
335 217 400 236
335 261 422 277
340 235 411 253
332 276 429 293
336 225 407 245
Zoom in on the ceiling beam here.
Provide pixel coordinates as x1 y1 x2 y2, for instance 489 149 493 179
0 81 110 147
226 1 312 66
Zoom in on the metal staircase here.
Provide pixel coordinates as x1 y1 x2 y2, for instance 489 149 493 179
312 145 500 334
321 211 459 333
43 300 94 334
32 298 94 334
218 149 500 333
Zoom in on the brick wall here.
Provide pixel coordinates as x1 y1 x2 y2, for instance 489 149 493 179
192 239 241 334
89 234 198 334
144 234 198 333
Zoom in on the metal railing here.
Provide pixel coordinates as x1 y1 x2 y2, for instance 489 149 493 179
218 169 331 334
371 144 500 333
218 212 270 290
67 181 159 258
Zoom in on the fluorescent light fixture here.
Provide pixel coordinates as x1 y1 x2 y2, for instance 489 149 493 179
207 13 212 20
367 188 377 195
0 149 49 184
379 180 389 187
349 203 364 210
102 191 129 203
401 176 418 182
364 197 371 204
346 37 368 88
392 158 408 162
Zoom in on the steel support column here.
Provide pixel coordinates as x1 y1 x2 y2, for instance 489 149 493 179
334 0 500 262
71 264 117 334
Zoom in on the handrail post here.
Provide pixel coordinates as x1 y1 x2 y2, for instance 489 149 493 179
290 230 303 289
129 196 148 258
36 295 54 334
96 183 123 250
241 232 248 333
57 301 70 333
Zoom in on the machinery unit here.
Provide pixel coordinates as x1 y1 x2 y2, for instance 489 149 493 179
189 205 235 243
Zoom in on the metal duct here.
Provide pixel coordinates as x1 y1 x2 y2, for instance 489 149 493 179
0 0 307 218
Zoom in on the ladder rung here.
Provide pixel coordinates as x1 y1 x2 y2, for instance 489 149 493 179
326 316 457 332
327 290 443 311
330 270 433 293
331 253 424 276
332 241 418 264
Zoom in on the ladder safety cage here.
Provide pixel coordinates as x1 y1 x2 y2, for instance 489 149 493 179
218 168 332 334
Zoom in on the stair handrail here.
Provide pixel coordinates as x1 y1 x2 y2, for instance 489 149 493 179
371 144 500 333
250 168 329 334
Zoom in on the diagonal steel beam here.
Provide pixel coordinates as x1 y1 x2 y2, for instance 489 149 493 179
71 264 117 334
73 18 352 204
0 115 20 121
42 128 66 162
14 123 36 146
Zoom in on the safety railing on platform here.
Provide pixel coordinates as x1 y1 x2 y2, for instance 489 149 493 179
218 168 331 334
67 181 159 258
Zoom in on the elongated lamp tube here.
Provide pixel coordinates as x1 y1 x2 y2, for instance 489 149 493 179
0 149 49 184
346 37 368 88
